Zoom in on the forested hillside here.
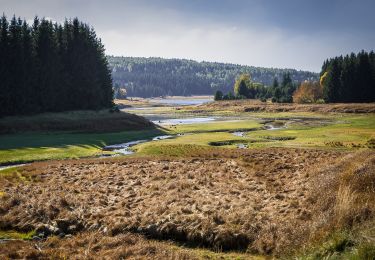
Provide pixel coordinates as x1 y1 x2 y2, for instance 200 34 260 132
108 56 318 98
321 50 375 103
0 15 113 117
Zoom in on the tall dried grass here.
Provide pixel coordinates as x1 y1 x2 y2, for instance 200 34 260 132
0 148 373 258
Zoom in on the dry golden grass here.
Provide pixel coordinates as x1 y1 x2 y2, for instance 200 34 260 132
307 150 375 234
0 232 202 259
198 100 375 113
0 148 373 258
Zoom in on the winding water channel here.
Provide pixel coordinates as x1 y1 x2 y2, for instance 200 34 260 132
105 97 291 155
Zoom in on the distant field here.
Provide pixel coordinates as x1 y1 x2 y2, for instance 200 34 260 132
191 99 375 113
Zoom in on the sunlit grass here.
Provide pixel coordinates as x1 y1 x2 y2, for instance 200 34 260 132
135 114 375 157
0 230 36 240
0 129 165 164
165 120 261 134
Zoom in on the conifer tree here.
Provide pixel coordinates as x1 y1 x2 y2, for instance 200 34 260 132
0 15 11 116
0 15 114 117
323 59 341 102
321 50 375 103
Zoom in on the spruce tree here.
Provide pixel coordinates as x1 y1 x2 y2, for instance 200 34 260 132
323 59 341 102
0 15 114 117
0 15 10 116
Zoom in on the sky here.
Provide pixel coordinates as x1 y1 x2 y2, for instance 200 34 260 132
1 0 374 72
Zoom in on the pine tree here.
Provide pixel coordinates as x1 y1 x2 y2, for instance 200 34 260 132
323 59 341 102
8 16 24 115
0 14 10 116
272 78 279 89
34 19 62 111
356 51 372 102
340 54 356 102
0 15 114 117
214 90 223 101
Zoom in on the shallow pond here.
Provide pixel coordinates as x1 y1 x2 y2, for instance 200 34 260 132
152 117 216 125
148 97 213 106
232 131 246 137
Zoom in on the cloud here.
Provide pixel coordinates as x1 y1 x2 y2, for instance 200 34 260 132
2 0 374 71
100 21 370 72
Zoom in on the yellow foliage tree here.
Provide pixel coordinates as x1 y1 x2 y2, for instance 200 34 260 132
293 81 323 103
320 71 328 87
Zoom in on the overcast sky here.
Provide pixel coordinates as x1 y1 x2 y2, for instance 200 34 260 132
2 0 374 71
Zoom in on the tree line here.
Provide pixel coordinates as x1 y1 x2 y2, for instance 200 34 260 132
0 15 113 117
108 56 317 98
216 50 375 104
215 73 298 103
320 50 375 103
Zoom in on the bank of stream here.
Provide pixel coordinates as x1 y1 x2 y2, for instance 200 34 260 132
102 119 290 156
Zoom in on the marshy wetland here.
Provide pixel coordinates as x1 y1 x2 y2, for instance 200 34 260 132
1 98 375 259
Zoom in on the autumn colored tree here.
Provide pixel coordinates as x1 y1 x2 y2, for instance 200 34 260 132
293 81 323 103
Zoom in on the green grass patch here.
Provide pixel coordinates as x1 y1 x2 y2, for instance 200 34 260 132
0 230 36 240
248 115 375 149
165 120 262 134
135 114 375 157
295 230 375 260
136 143 216 157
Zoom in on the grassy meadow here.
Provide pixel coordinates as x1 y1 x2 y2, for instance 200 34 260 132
134 113 375 157
0 101 374 259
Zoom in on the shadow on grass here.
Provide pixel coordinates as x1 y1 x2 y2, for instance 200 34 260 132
0 127 166 165
0 127 165 150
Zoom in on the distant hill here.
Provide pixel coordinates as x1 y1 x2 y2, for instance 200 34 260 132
108 56 318 98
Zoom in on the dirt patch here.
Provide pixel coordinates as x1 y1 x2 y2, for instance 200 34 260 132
0 148 348 254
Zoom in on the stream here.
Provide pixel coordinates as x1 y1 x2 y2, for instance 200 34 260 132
102 120 288 156
102 135 175 156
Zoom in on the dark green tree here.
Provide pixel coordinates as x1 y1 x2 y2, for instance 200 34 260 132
0 15 114 117
0 14 10 116
323 59 341 102
321 50 375 103
214 90 223 101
